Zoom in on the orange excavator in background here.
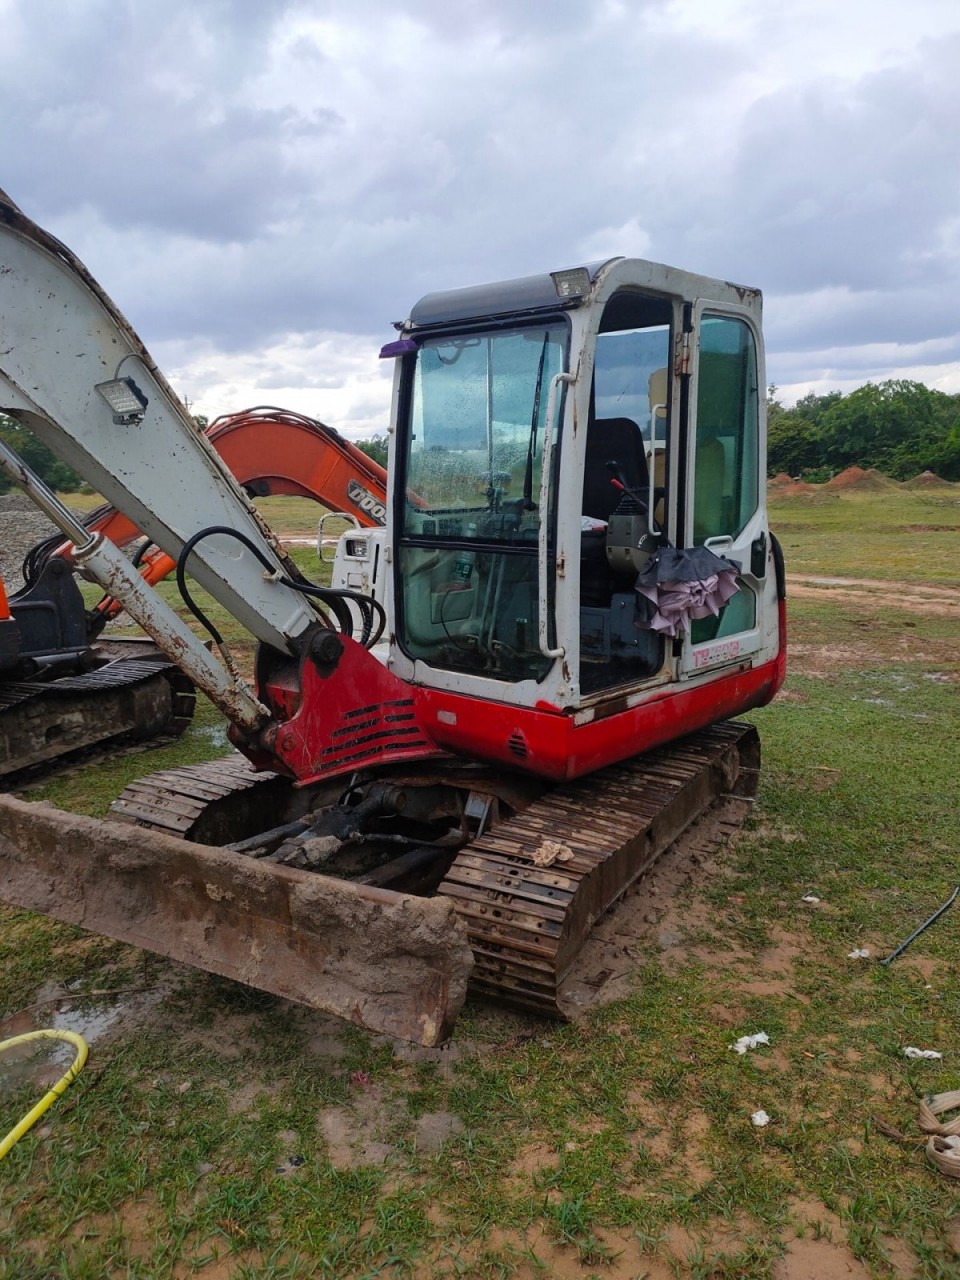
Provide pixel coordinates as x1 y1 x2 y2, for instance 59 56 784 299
0 189 785 1044
0 407 387 777
55 406 388 625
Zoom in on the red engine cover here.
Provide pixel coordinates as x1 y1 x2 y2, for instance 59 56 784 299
259 600 786 787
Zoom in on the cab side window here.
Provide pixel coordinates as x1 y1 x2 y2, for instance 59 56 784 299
693 316 759 544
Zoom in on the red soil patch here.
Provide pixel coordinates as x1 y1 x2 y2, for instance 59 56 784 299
824 466 899 491
903 469 957 491
772 481 838 502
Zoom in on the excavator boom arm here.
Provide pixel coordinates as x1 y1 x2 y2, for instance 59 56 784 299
0 191 316 658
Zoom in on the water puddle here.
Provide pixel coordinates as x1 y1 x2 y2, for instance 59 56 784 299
196 723 231 750
1 983 127 1092
51 1000 122 1041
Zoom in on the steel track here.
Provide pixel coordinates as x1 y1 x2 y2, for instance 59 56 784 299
0 658 195 779
437 721 759 1015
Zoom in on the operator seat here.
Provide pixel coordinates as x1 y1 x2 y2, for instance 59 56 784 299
580 416 649 608
581 416 649 522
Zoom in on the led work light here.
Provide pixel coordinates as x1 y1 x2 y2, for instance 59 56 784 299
550 267 591 299
95 376 149 425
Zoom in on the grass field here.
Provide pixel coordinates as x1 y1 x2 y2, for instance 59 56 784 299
1 486 959 1279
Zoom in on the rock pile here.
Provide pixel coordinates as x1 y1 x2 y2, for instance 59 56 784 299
0 493 99 595
0 493 65 593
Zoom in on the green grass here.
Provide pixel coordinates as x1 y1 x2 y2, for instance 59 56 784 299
60 490 344 534
2 491 960 1277
770 486 960 582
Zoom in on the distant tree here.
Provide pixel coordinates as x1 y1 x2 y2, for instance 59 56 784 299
766 388 841 477
766 381 960 480
767 412 822 477
355 434 388 468
925 420 960 480
192 414 209 431
0 414 83 494
792 390 843 423
819 380 954 477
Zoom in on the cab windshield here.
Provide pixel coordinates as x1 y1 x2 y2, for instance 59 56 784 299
402 324 565 536
397 322 566 681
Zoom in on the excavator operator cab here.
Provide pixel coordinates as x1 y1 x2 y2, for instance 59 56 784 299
577 291 672 694
385 257 777 719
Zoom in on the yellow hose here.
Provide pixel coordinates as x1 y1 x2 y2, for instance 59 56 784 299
0 1029 88 1160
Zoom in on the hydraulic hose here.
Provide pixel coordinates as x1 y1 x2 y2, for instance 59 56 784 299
175 525 386 650
0 1029 88 1160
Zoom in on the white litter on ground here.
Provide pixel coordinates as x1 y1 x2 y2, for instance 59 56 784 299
903 1047 943 1060
847 948 870 959
730 1032 770 1055
800 894 821 904
751 1110 771 1127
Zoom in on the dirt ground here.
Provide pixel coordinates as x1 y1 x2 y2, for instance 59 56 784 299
5 787 917 1280
787 574 959 682
789 575 958 618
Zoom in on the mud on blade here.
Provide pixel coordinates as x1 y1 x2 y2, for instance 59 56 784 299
0 794 473 1046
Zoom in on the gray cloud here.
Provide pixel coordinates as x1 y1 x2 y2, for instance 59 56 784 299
1 0 958 413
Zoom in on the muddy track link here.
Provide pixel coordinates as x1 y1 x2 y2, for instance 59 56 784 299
0 659 195 780
437 721 759 1017
108 752 296 845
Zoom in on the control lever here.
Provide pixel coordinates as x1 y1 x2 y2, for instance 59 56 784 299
605 460 648 513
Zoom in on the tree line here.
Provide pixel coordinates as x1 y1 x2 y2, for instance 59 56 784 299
0 414 83 495
4 379 960 496
767 379 960 482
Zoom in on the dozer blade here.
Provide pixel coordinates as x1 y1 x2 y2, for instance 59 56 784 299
0 794 473 1046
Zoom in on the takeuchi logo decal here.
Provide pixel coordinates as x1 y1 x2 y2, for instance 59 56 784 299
346 479 387 525
692 639 741 670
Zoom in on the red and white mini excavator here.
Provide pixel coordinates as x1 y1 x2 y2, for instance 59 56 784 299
0 189 785 1044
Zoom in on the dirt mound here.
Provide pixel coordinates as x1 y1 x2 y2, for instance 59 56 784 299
865 467 901 489
824 466 898 492
768 473 796 490
903 470 956 491
770 482 838 503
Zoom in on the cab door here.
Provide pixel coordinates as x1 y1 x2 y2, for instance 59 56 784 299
680 305 767 676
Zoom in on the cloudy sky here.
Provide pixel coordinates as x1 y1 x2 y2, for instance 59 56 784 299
3 0 959 435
